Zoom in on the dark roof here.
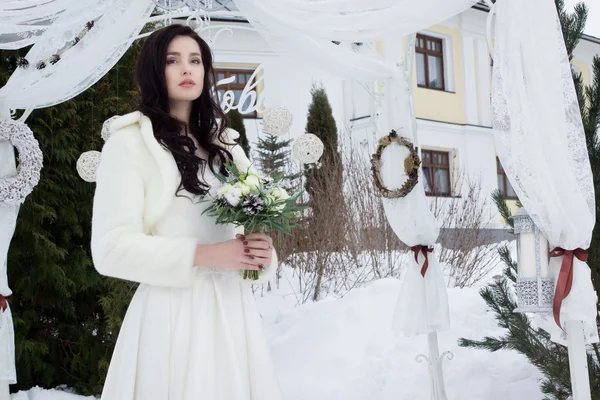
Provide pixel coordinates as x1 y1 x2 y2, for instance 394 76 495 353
471 1 600 45
214 0 237 11
583 33 600 45
473 1 492 12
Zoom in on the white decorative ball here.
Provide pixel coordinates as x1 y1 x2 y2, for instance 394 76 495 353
262 106 293 136
77 151 102 182
101 115 120 142
292 133 324 164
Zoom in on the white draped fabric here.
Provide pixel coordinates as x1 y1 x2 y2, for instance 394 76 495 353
492 0 598 343
0 0 154 110
233 0 478 80
0 0 121 50
0 138 18 385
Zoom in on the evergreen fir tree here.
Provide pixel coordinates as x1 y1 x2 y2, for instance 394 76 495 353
226 108 251 158
303 84 343 204
302 84 345 299
459 2 600 398
304 84 340 170
254 133 294 178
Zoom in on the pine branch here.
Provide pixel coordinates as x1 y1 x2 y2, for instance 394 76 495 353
498 244 518 283
492 189 514 229
556 0 588 60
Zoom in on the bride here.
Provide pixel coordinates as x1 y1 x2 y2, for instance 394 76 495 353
91 24 282 400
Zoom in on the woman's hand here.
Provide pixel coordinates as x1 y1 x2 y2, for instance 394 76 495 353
194 233 273 271
237 233 273 269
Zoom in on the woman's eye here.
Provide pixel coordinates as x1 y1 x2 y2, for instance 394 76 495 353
166 59 177 64
192 59 202 65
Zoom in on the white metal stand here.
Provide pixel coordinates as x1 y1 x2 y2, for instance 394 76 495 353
565 320 592 400
416 332 453 400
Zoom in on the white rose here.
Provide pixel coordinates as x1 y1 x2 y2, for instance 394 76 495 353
234 182 251 195
270 187 289 200
244 174 261 192
217 183 232 196
276 187 290 200
265 192 277 204
269 187 290 211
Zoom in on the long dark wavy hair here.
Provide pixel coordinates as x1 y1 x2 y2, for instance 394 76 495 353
135 24 232 196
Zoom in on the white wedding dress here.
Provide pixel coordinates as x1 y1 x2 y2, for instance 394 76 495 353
100 169 282 400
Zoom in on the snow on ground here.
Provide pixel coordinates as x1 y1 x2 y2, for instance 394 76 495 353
10 387 95 400
12 253 544 400
255 265 543 400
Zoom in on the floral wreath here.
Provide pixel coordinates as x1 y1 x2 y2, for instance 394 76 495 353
0 118 43 206
371 129 420 198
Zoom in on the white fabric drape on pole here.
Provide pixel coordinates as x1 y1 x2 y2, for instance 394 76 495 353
492 0 598 344
0 135 18 386
0 0 154 110
378 45 449 336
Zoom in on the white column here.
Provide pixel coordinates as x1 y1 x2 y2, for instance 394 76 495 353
565 320 592 400
461 35 478 126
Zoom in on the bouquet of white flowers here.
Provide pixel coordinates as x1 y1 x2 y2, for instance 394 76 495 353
202 163 303 280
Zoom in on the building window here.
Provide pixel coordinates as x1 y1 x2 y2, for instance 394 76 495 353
215 68 258 118
422 150 451 196
416 34 445 91
497 158 518 199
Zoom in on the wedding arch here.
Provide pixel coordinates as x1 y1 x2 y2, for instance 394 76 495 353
0 1 596 399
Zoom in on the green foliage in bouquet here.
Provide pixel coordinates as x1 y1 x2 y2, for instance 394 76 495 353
203 163 304 235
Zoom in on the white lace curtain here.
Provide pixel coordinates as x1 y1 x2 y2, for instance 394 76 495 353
492 0 597 343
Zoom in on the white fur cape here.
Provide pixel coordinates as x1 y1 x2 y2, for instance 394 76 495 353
91 111 277 287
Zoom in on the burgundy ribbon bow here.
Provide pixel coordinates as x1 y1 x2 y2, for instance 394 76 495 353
411 245 434 277
0 294 12 312
549 247 589 329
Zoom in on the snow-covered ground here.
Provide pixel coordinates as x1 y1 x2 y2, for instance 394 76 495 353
11 257 543 400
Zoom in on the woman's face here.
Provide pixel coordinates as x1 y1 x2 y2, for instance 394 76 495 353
165 35 205 103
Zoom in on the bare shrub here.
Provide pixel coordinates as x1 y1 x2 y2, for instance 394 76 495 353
429 170 501 288
263 137 406 303
258 140 502 301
